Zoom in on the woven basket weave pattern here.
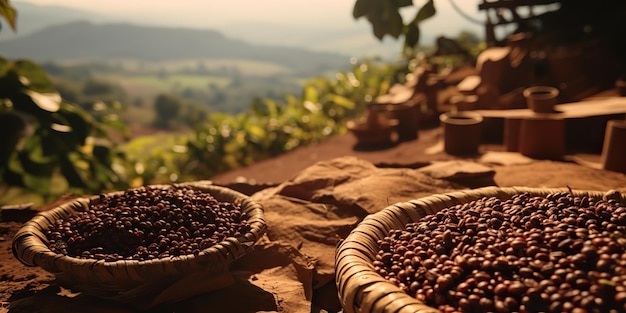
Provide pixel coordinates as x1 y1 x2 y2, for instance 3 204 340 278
12 182 267 304
335 186 624 313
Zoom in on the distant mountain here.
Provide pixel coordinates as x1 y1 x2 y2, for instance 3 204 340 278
0 2 484 61
0 2 112 40
1 2 403 59
0 21 350 72
220 21 404 58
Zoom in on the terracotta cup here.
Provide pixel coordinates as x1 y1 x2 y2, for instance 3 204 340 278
519 116 565 159
382 103 420 140
439 111 483 155
523 86 559 113
450 95 479 111
601 119 626 174
504 117 522 152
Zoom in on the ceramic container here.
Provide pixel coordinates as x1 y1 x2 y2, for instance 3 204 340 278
347 109 399 147
601 119 626 174
523 86 559 113
439 111 483 155
519 116 565 159
380 102 419 140
504 117 522 152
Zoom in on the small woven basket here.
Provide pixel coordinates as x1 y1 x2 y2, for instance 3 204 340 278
12 181 267 308
335 186 625 313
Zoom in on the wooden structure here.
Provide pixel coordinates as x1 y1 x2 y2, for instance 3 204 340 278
444 0 626 111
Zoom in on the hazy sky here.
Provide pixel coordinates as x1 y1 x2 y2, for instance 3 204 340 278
11 0 485 57
17 0 484 33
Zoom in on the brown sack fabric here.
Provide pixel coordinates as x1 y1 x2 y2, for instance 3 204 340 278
252 156 464 289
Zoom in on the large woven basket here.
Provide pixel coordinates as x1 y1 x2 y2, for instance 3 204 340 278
335 186 625 313
12 181 267 308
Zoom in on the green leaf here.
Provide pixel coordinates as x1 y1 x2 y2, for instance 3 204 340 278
405 23 420 48
264 98 280 118
326 95 356 109
353 0 371 19
17 148 56 177
101 115 129 136
0 56 8 76
93 144 112 166
250 97 265 116
392 0 413 8
303 101 321 113
22 173 53 195
58 106 92 143
26 90 61 112
0 112 24 173
285 94 300 108
0 0 17 32
387 8 404 38
413 0 436 24
303 85 319 104
11 60 56 93
0 68 24 97
246 124 266 142
369 15 387 40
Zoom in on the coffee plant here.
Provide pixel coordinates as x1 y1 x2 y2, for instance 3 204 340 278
182 58 403 179
0 56 131 204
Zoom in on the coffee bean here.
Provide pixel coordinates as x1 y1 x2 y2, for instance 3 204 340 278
47 186 251 261
374 192 626 312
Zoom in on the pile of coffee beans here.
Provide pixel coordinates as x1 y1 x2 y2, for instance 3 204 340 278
47 185 251 262
374 192 626 312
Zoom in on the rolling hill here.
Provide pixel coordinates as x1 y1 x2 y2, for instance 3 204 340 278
0 2 110 40
0 21 350 73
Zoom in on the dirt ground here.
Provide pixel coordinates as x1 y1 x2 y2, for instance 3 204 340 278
2 118 626 313
209 125 604 187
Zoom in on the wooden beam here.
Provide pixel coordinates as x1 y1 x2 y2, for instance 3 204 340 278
478 0 560 11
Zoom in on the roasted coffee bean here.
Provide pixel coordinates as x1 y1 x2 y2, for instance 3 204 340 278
374 192 626 312
46 186 250 261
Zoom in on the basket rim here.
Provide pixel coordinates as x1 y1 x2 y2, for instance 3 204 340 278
334 186 625 313
12 181 267 272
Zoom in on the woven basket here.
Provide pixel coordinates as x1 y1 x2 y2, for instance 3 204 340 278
12 181 267 308
335 186 625 313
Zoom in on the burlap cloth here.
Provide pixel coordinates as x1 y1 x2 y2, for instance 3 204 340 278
6 156 626 313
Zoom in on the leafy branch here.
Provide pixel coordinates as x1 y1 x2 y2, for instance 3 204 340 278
160 58 403 183
353 0 437 54
0 58 130 203
0 0 17 32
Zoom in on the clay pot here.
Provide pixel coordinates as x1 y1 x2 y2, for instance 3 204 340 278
439 111 483 155
523 86 559 113
347 109 399 147
379 102 419 140
504 117 522 152
519 116 565 160
601 120 626 174
450 95 479 111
